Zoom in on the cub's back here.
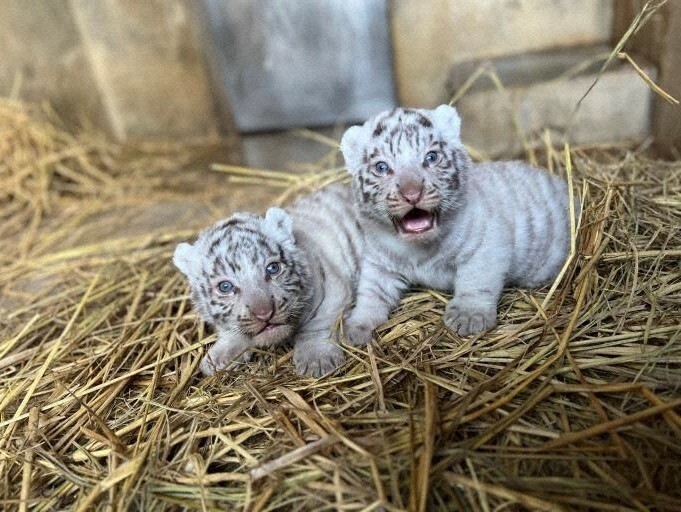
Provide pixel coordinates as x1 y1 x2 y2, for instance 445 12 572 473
289 183 363 286
468 161 573 286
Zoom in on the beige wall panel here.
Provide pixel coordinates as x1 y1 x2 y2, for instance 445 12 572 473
70 0 219 139
0 0 108 129
392 0 614 106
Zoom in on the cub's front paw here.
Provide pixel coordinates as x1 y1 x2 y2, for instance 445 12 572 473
294 341 345 378
444 300 497 336
199 347 251 376
343 320 374 346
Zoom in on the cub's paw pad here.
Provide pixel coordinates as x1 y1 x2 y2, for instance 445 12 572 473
444 302 496 337
199 349 251 376
294 342 345 378
343 321 374 346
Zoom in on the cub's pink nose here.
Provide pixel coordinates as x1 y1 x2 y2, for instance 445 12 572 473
400 182 423 204
250 300 273 321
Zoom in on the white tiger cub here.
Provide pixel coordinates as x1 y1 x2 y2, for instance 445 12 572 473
339 105 576 344
173 184 362 378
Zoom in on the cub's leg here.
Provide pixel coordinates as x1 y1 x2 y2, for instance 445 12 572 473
293 330 345 378
292 292 353 377
199 331 251 376
343 262 409 346
444 254 506 336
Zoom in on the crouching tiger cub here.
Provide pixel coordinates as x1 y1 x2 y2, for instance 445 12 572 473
173 183 362 378
340 105 577 344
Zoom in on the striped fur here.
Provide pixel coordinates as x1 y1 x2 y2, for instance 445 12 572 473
173 184 362 377
340 105 577 342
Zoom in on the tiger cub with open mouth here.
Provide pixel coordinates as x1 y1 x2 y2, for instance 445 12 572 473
340 105 577 344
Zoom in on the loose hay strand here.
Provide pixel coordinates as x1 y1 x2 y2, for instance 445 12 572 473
617 51 680 105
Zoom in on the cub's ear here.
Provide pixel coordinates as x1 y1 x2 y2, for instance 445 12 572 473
340 124 368 174
432 104 462 142
265 207 294 242
173 242 198 277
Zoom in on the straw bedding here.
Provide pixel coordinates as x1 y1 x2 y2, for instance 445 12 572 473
0 98 679 511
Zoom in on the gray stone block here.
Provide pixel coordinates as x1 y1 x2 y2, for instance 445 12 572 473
454 56 655 156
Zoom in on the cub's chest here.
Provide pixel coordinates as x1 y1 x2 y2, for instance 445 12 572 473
408 252 456 290
369 230 456 289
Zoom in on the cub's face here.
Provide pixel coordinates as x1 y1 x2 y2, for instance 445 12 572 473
173 208 309 347
340 105 471 242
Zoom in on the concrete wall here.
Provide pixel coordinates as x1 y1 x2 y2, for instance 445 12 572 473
0 0 220 140
203 0 395 132
69 0 219 139
0 0 108 129
392 0 615 107
389 0 663 156
1 0 669 154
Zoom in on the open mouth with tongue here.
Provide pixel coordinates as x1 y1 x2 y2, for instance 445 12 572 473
395 208 437 235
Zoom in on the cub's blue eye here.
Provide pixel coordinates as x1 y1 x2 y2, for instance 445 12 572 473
425 151 439 164
375 161 390 174
217 280 234 294
266 262 281 275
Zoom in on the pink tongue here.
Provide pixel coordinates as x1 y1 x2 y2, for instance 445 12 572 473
402 214 432 232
